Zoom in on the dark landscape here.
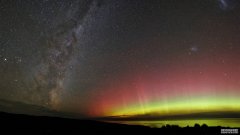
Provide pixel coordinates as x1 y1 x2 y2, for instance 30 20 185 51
1 0 240 134
0 99 239 134
0 111 237 135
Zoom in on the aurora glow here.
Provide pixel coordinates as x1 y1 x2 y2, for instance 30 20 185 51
1 0 240 128
89 54 240 117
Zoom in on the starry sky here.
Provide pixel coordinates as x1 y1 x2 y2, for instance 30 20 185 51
0 0 240 118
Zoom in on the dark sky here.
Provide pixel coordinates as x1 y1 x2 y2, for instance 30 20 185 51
1 0 240 117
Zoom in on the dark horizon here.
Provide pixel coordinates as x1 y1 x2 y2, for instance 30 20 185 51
0 110 239 135
1 0 240 132
0 98 239 128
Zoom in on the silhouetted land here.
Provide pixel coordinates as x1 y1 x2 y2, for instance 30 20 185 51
0 111 238 135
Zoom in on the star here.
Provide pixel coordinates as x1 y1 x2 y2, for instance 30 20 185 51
3 58 7 62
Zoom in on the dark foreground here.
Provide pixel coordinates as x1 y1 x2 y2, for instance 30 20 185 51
0 112 238 135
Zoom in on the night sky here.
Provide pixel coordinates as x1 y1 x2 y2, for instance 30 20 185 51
1 0 240 118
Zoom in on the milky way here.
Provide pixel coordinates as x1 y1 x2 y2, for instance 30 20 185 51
33 22 77 108
0 0 100 110
1 0 240 120
31 0 101 109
